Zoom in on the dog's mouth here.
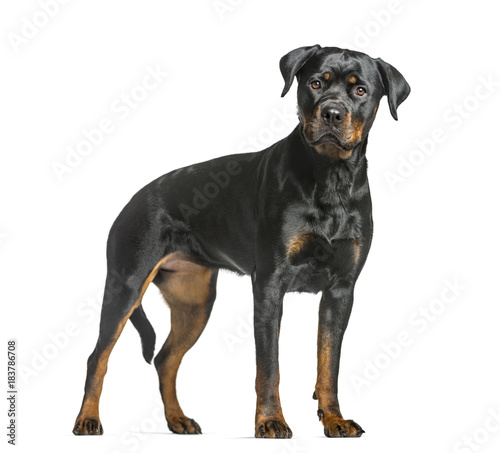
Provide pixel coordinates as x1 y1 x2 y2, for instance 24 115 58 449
304 124 358 151
310 131 347 148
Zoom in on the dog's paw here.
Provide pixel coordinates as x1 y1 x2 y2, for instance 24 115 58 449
255 418 293 438
73 417 103 435
318 410 364 438
167 415 202 434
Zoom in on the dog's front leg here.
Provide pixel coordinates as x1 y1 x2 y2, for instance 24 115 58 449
315 285 365 437
252 272 292 438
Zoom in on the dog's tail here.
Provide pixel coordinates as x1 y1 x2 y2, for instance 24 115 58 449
129 305 156 364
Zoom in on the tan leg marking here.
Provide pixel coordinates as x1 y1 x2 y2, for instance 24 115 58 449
154 256 215 434
316 333 364 437
255 368 292 438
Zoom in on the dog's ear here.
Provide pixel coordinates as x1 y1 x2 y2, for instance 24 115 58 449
376 58 411 120
280 45 321 97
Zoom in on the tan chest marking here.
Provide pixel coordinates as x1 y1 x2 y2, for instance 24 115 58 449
287 232 314 257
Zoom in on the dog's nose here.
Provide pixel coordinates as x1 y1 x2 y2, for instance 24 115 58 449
321 103 346 126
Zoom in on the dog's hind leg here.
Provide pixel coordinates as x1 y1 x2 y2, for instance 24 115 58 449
72 252 168 435
153 256 218 434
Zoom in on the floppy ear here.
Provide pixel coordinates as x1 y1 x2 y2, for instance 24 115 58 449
280 44 321 97
376 59 411 120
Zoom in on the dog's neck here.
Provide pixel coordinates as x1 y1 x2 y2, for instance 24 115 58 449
293 126 369 204
281 126 368 241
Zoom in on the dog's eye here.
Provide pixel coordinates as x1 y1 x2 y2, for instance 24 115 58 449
311 81 321 90
356 87 366 96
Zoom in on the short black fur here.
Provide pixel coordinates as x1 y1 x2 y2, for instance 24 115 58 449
73 45 410 439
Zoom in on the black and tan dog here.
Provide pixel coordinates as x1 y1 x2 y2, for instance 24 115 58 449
73 45 410 438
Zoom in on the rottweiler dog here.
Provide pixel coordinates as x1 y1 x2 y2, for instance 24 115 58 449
73 44 410 438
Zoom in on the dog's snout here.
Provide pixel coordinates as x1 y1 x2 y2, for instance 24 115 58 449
321 103 346 127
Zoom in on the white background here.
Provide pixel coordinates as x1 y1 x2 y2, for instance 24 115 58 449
1 1 499 452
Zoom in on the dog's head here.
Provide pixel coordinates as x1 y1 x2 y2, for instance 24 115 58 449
280 45 410 159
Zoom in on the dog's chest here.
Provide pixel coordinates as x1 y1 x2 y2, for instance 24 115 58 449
284 201 361 259
282 172 364 292
283 168 363 247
